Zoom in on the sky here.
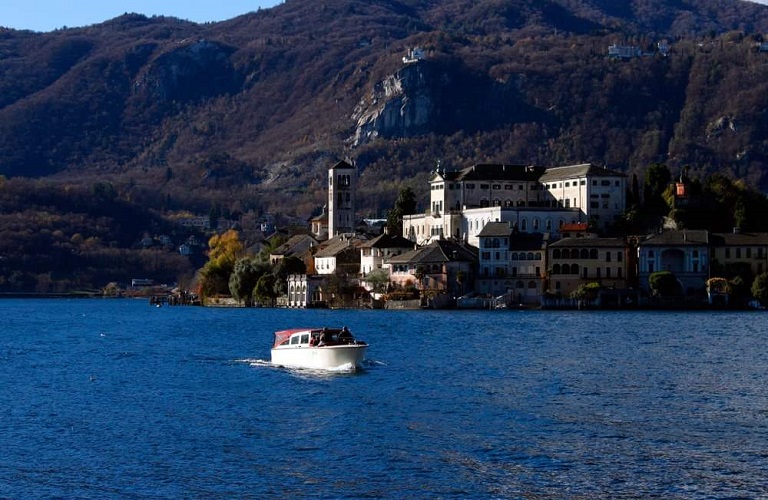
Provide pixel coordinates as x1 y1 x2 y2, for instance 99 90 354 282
0 0 283 32
2 0 768 32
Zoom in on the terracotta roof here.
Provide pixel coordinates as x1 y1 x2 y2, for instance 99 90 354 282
560 222 589 232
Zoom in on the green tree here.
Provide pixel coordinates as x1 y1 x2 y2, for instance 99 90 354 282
228 257 268 305
649 271 681 297
274 255 307 296
642 163 672 222
253 273 278 306
365 268 390 295
387 186 418 236
199 229 244 300
751 272 768 306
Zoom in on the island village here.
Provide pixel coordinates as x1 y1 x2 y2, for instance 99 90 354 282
164 158 765 311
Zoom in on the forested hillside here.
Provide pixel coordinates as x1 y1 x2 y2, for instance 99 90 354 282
3 0 768 291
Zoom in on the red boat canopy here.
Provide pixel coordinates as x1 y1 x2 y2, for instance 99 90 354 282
272 328 313 348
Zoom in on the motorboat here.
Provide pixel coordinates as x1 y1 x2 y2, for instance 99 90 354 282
271 326 368 370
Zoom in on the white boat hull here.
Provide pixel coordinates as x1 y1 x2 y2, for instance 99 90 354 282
271 344 368 370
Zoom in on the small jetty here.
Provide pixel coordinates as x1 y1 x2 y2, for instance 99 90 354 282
149 290 200 306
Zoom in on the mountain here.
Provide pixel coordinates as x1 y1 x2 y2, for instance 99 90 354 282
2 0 768 221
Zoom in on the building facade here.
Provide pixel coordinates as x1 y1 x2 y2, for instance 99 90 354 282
403 163 626 246
328 160 356 237
637 230 709 296
547 237 630 298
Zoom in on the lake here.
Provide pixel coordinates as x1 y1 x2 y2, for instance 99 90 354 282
1 299 766 498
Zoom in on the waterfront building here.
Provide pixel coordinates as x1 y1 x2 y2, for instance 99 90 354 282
476 222 548 304
637 230 709 296
388 239 477 297
359 230 413 277
547 237 630 298
710 231 768 277
313 233 366 276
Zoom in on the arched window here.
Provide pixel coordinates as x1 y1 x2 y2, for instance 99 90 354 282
535 252 542 260
511 252 519 260
521 219 527 231
533 218 540 230
527 252 534 260
546 219 552 231
492 238 500 248
580 249 589 259
528 281 536 289
505 199 513 207
590 249 598 259
553 249 561 259
571 264 579 274
553 264 561 274
561 249 570 259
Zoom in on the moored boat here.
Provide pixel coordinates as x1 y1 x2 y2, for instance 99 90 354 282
271 326 368 370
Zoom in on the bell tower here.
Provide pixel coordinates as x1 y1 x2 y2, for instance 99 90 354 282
328 160 356 236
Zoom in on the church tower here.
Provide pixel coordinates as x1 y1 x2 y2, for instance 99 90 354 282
328 160 356 236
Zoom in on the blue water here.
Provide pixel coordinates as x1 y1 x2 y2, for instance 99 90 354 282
1 299 767 498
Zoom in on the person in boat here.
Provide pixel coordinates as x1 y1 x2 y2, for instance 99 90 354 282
339 326 352 344
318 328 328 347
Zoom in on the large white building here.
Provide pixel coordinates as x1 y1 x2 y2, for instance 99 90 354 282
403 163 626 246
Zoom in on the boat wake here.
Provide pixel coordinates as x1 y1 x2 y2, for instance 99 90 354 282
237 357 380 375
